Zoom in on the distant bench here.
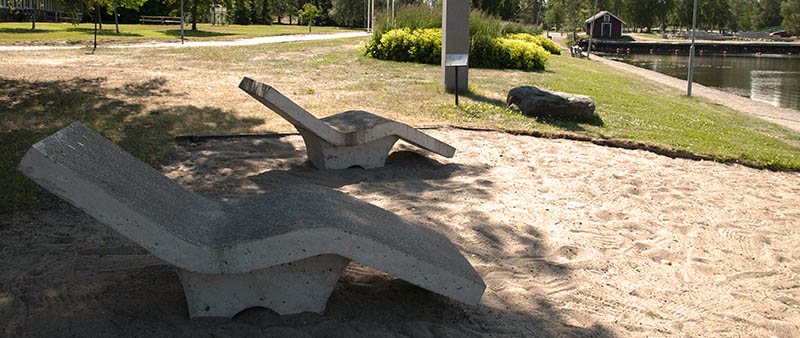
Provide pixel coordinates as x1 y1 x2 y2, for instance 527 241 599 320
139 15 183 24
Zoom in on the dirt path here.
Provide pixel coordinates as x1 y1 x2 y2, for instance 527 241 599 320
0 31 369 51
592 55 800 133
549 32 569 49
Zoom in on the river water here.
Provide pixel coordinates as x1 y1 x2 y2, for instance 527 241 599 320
602 53 800 111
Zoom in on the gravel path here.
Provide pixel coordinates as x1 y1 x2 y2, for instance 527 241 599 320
0 31 369 51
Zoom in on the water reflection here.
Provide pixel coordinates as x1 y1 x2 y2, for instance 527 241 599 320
603 53 800 111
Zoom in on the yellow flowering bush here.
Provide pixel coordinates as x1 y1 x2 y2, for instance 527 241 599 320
365 28 551 71
506 33 562 55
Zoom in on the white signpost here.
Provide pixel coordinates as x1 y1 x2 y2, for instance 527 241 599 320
442 0 470 93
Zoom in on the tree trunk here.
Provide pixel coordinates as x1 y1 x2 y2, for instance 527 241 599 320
114 7 119 34
93 3 99 53
99 6 102 29
31 0 36 30
191 0 197 31
262 0 270 24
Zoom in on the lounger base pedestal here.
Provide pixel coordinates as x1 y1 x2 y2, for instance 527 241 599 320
177 254 350 318
299 129 399 170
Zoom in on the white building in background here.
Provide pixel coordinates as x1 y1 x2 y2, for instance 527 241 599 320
1 0 71 22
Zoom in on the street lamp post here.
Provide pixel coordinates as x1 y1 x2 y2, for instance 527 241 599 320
587 0 598 60
687 0 697 97
180 0 184 44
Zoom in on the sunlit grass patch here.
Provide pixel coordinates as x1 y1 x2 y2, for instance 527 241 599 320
0 22 360 45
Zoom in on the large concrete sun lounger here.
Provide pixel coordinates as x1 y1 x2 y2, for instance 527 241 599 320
18 122 485 318
239 77 456 170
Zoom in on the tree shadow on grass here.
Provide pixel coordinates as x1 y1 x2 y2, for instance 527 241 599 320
65 27 143 37
163 29 236 38
533 114 605 132
461 90 507 107
121 77 171 97
0 76 264 213
453 89 605 133
0 28 56 34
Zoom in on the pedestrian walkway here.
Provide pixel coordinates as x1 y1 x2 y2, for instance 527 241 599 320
593 55 800 133
0 31 369 52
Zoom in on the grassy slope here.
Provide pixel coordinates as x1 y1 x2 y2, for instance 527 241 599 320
2 37 799 212
0 22 358 44
455 55 800 169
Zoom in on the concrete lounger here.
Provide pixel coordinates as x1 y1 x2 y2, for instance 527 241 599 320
18 122 485 318
238 77 456 170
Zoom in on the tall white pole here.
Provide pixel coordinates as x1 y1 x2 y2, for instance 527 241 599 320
587 0 597 59
687 0 697 97
180 0 184 44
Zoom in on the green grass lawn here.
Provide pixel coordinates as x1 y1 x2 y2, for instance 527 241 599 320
0 22 361 44
2 36 799 212
445 55 800 170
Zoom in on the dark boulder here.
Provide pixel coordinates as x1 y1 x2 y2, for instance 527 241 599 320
507 86 596 122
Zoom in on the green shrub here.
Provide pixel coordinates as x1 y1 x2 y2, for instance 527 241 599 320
469 10 504 41
365 28 442 64
492 37 549 71
364 5 550 71
506 33 561 55
502 21 541 36
366 27 549 71
373 5 442 41
467 10 502 68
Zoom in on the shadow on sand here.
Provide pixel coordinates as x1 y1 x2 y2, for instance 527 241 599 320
1 76 617 336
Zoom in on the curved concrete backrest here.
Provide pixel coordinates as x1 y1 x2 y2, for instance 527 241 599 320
18 122 485 316
18 122 224 269
238 77 456 157
239 77 346 145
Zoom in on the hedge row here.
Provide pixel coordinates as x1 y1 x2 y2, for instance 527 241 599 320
365 30 553 71
505 33 562 55
367 28 442 64
491 37 550 70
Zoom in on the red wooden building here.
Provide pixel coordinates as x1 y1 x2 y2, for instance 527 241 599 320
585 11 626 38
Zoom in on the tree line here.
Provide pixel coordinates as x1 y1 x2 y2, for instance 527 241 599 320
58 0 434 29
537 0 799 35
40 0 800 36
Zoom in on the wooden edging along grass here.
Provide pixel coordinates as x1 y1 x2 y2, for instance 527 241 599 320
174 124 796 172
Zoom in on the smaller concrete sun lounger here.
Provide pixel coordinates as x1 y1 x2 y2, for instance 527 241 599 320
239 77 456 169
18 122 484 318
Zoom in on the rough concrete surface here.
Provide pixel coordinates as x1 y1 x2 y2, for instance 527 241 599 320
239 77 456 169
16 122 485 318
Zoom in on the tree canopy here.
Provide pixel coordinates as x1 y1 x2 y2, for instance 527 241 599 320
541 0 796 33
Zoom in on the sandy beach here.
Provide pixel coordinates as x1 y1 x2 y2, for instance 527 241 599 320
2 127 799 337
